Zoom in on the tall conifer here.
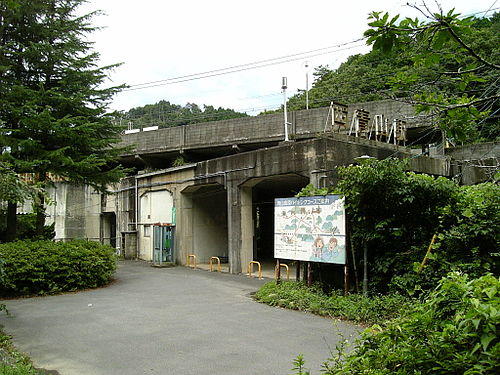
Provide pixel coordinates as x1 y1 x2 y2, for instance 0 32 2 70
0 0 128 238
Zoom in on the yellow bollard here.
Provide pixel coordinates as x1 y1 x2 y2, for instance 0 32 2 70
275 263 290 281
209 256 221 272
248 261 262 279
187 254 197 269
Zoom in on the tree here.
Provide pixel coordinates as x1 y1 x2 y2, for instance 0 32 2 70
0 0 129 237
284 7 499 145
124 100 248 129
364 4 499 143
0 162 34 242
297 158 498 294
286 49 410 110
0 162 33 204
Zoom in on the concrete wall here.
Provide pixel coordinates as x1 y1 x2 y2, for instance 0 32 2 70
445 142 499 160
190 134 453 273
192 190 228 263
114 177 136 255
36 130 464 273
131 165 196 262
446 142 499 185
348 100 420 127
45 184 101 242
119 100 432 165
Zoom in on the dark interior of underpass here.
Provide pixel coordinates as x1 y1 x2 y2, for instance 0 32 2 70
250 175 309 262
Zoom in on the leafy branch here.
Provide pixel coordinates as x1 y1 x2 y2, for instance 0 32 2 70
363 3 499 143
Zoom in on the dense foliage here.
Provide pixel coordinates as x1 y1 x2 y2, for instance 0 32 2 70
286 10 499 143
287 48 409 109
123 100 248 129
321 273 500 375
364 8 499 143
0 240 116 296
414 183 500 292
0 213 55 243
0 163 34 204
298 158 499 294
256 281 409 325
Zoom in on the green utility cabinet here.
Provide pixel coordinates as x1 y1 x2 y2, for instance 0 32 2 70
153 224 175 265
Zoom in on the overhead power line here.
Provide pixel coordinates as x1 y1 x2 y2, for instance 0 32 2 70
123 39 367 91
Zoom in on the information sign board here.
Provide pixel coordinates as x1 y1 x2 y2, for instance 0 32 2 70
274 195 346 264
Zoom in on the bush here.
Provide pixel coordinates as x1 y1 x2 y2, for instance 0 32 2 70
255 281 410 324
0 240 116 296
323 273 500 374
298 160 499 296
0 213 55 243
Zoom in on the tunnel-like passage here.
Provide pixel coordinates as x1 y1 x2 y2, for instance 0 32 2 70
181 183 228 264
239 173 309 271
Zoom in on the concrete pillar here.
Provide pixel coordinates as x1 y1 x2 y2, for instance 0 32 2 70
240 186 253 274
123 232 137 259
177 192 194 265
227 181 242 273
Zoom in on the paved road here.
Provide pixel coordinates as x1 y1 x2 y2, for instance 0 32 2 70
1 261 360 375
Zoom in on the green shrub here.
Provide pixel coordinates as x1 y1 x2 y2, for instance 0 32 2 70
255 281 410 324
0 239 116 296
323 273 500 374
0 327 37 375
0 364 37 375
0 212 55 243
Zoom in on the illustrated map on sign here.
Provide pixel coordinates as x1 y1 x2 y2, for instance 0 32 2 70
274 195 346 264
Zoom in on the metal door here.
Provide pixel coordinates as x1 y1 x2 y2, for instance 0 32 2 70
153 225 174 265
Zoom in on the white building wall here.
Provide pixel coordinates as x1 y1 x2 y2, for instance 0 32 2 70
138 189 174 260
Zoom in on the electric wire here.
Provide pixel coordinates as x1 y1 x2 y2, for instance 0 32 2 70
122 42 368 92
123 38 367 90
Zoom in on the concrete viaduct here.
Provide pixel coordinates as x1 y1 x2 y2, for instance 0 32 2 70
110 102 449 273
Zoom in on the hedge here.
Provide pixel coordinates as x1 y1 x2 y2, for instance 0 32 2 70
0 240 116 296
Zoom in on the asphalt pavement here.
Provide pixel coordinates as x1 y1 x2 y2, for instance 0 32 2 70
0 260 360 375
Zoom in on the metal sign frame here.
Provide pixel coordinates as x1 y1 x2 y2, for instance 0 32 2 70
274 195 346 264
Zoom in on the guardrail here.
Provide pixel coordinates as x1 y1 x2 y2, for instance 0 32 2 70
247 261 262 279
275 263 290 280
209 256 221 272
187 254 197 269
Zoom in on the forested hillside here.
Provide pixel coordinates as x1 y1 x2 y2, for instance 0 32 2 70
122 12 498 144
287 12 499 143
123 100 248 129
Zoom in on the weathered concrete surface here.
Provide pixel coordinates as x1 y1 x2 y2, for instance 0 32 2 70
119 102 431 167
0 261 360 375
446 142 499 185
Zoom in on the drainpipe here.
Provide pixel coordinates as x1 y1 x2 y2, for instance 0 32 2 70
135 176 139 259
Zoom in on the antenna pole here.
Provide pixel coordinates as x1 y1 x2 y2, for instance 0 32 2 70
282 77 289 142
305 65 309 110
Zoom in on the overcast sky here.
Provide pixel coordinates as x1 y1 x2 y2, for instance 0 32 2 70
81 0 496 115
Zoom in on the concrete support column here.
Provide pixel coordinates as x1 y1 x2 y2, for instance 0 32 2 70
177 192 193 265
227 181 242 274
240 186 253 274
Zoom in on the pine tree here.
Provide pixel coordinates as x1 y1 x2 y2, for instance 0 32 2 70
0 0 129 239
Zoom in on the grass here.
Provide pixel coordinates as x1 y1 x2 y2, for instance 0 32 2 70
255 281 411 325
0 323 38 375
0 363 38 375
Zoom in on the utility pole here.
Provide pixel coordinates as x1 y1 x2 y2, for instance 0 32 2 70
282 77 289 142
302 61 311 110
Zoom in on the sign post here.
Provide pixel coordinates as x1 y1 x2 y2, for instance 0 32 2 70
274 195 347 288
